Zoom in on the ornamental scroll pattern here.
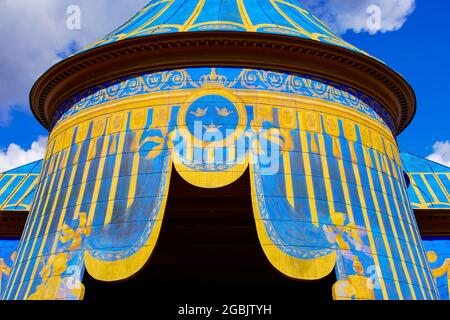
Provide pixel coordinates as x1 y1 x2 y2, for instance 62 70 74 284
53 68 394 132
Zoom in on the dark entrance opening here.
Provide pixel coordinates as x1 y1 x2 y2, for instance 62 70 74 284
83 167 336 302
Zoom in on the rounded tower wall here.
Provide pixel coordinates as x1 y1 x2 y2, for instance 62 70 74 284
3 0 438 301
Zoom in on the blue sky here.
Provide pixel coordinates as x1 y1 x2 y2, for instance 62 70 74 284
343 1 450 157
0 0 448 171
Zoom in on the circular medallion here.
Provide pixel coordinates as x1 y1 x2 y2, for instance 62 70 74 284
174 89 248 189
177 89 247 148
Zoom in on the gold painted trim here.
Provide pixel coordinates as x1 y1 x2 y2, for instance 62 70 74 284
173 153 248 189
30 32 416 134
48 90 397 156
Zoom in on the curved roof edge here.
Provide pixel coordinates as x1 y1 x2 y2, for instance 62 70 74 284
30 31 416 135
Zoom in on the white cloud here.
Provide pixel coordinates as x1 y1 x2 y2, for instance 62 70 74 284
0 0 147 126
427 141 450 167
302 0 416 34
0 136 48 172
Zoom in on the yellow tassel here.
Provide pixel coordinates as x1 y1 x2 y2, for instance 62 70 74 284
310 134 319 153
332 137 342 159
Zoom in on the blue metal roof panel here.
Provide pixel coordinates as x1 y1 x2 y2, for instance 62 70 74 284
0 160 43 212
401 153 450 209
77 0 369 57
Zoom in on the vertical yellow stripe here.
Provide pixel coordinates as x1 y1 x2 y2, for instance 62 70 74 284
50 146 82 254
5 161 52 297
337 143 355 225
382 155 426 299
362 146 403 299
12 152 63 299
299 122 318 226
373 151 416 299
283 152 294 207
350 146 388 299
105 132 126 225
317 134 336 221
5 155 57 298
127 150 141 209
87 135 111 227
74 139 97 220
22 147 71 299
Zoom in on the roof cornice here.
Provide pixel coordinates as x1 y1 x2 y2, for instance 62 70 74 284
30 31 416 135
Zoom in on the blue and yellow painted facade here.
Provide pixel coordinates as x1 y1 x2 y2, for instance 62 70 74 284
2 67 439 300
1 0 448 301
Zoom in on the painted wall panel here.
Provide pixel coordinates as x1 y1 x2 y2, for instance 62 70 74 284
3 67 438 300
